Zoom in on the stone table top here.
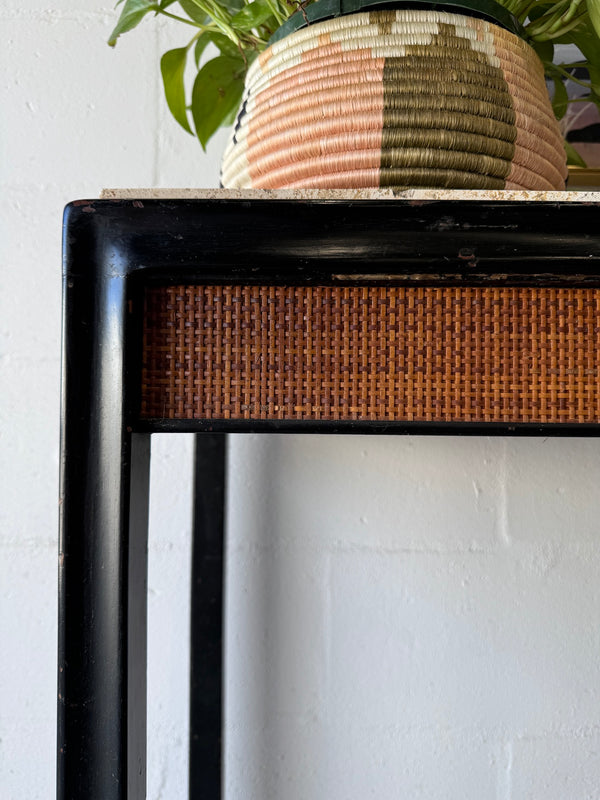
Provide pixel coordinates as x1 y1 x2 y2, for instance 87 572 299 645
100 188 600 202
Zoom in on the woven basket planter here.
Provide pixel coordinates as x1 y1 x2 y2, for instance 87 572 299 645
221 7 568 190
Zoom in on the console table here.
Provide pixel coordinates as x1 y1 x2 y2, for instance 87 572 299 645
58 190 600 800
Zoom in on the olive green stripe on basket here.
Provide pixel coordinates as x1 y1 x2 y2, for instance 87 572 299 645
380 147 511 179
368 8 395 34
379 56 511 84
378 76 515 107
382 92 516 126
381 109 516 145
381 36 517 187
381 127 514 160
379 166 507 189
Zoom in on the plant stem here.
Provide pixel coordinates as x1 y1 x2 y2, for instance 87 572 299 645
186 0 234 27
561 0 585 24
264 0 287 25
545 0 585 33
157 9 204 27
551 63 593 87
514 0 539 21
527 5 587 38
526 0 570 35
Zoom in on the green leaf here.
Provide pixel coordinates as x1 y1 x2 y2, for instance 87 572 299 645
555 23 600 70
231 0 274 31
177 0 243 22
108 0 157 46
552 76 569 118
588 0 600 39
191 55 246 149
178 0 210 23
531 39 554 63
194 30 241 68
565 140 587 166
560 25 600 99
586 83 600 112
160 47 193 134
194 31 213 65
207 30 243 56
218 0 245 14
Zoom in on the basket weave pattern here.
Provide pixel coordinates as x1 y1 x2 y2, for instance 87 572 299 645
221 10 567 190
142 286 600 423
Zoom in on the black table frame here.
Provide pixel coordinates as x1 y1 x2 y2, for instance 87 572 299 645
58 197 600 800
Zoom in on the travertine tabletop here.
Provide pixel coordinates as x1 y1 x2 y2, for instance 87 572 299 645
100 188 600 202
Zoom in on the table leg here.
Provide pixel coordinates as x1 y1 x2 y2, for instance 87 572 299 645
189 434 226 799
58 214 150 799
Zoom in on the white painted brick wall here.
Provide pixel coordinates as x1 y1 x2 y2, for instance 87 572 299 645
226 436 600 799
2 4 600 799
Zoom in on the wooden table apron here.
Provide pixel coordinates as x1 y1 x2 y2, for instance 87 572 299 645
58 196 600 800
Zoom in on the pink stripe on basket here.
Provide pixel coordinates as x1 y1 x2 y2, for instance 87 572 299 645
494 28 566 188
252 50 388 101
465 15 488 42
249 83 387 129
248 67 387 115
505 165 555 190
250 150 383 189
507 109 567 188
242 130 385 180
276 168 382 189
247 44 385 187
246 113 389 149
512 142 568 188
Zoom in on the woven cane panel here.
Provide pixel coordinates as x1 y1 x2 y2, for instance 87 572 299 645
141 286 600 423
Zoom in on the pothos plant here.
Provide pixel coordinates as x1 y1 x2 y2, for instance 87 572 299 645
109 0 600 160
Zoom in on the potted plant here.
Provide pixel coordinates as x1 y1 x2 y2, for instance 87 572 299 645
109 0 600 189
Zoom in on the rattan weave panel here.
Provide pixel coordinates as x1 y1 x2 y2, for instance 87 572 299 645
142 286 600 423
